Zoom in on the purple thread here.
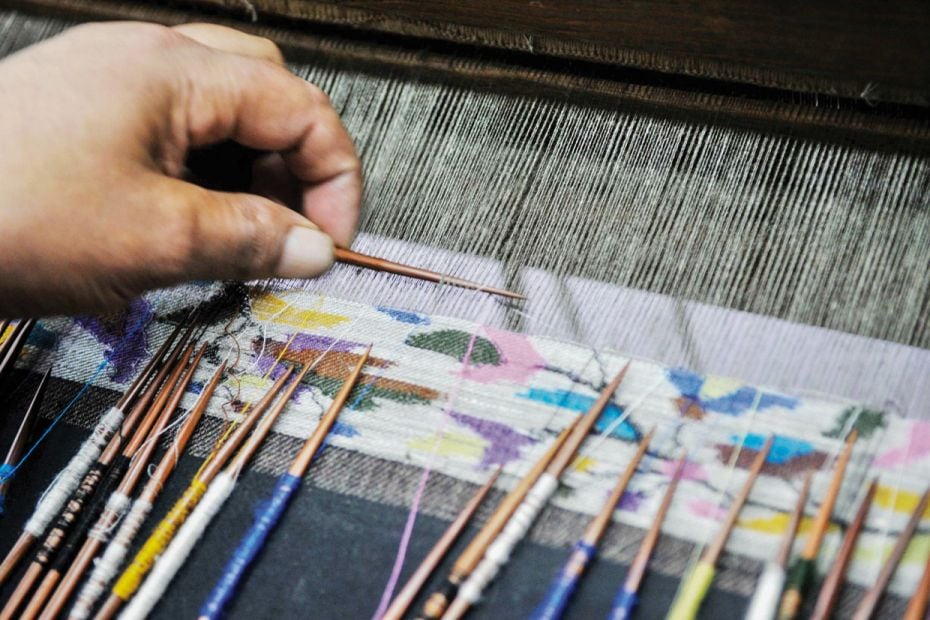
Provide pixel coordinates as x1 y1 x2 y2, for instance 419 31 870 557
75 298 152 383
449 410 536 469
370 328 482 620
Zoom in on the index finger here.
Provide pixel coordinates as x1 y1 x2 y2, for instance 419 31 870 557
174 38 361 245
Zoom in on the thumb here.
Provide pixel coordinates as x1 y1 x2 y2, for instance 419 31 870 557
152 176 334 284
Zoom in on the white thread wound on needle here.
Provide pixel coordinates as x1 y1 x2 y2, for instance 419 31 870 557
25 406 124 537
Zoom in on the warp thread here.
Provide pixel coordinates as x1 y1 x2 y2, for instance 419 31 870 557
120 473 237 619
198 473 301 619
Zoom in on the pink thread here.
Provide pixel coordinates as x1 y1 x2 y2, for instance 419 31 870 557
371 328 482 620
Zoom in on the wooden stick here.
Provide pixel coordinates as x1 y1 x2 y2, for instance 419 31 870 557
36 346 210 620
198 350 374 619
610 453 687 620
531 430 653 620
94 368 294 620
703 435 775 566
122 363 315 620
335 248 526 301
810 479 877 620
744 470 813 620
778 430 858 620
546 364 631 478
0 319 35 382
905 551 930 620
0 369 51 510
852 487 930 620
440 364 634 620
0 344 194 620
68 362 226 620
0 324 186 588
666 436 774 620
418 418 581 619
383 469 501 620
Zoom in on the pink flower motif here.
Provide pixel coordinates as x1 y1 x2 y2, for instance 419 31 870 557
658 459 707 482
873 420 930 468
688 498 729 521
457 327 546 385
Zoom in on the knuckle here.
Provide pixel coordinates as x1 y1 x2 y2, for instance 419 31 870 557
133 23 190 52
225 197 280 277
257 36 285 64
153 194 202 281
306 83 331 106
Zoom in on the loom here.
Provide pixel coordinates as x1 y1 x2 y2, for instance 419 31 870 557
0 1 928 618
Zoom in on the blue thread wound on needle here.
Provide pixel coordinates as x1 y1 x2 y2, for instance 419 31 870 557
608 588 638 620
199 344 377 618
198 473 301 620
530 540 597 620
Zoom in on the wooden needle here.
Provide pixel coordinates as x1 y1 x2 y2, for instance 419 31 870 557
285 347 370 477
905 550 930 620
197 348 376 620
532 430 654 620
439 363 634 620
744 470 813 620
35 346 209 620
610 453 687 620
778 430 858 620
809 479 877 620
93 368 294 620
1 344 195 620
68 363 226 620
382 469 501 620
334 248 526 301
0 324 185 587
418 418 581 619
852 487 930 620
0 369 51 510
704 435 775 566
666 435 774 620
0 319 35 383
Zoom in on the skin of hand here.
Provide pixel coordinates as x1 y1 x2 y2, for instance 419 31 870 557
0 22 361 317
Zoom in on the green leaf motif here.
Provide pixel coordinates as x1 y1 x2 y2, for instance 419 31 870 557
405 329 501 366
823 406 886 441
303 374 430 411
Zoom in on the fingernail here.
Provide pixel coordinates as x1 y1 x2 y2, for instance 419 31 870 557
276 227 334 278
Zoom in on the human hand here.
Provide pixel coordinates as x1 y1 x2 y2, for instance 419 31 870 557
0 22 361 317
